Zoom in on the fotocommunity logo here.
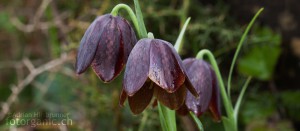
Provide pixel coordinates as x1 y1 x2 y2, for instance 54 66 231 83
5 112 73 127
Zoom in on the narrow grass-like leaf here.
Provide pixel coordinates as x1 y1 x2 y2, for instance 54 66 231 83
158 102 171 131
159 102 177 131
166 106 177 131
234 77 252 122
174 17 191 53
133 0 148 38
227 8 264 97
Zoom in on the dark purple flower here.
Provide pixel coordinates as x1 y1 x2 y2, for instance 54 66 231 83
208 67 221 121
177 58 221 122
75 14 137 82
119 38 198 114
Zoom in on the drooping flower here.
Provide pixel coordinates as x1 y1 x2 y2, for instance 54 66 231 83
120 38 198 114
208 67 221 121
177 58 221 122
75 14 137 82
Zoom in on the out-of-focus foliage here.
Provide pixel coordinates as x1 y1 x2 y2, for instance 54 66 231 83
0 0 298 131
281 91 300 121
240 89 295 131
238 27 281 80
0 13 16 33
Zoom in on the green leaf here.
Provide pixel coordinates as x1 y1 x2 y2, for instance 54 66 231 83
0 12 16 33
240 92 276 124
280 91 300 121
158 102 176 131
174 17 191 53
222 116 236 131
250 26 281 45
133 0 147 38
157 103 169 131
234 77 252 122
237 44 281 80
227 8 264 97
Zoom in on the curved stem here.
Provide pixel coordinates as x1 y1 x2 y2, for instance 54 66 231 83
227 8 264 98
196 49 234 119
111 4 141 38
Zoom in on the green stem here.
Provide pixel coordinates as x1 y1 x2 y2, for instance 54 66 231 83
190 112 204 131
227 8 264 98
157 102 168 131
148 32 154 39
111 4 141 38
138 111 149 131
158 102 176 131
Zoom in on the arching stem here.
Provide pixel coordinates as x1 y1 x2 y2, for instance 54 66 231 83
196 49 236 130
111 4 141 38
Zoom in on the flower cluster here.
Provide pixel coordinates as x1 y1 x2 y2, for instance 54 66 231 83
75 13 221 119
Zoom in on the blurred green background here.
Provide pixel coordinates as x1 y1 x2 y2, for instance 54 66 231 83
0 0 299 130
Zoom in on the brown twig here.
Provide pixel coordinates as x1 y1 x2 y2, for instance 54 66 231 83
33 0 53 26
9 0 70 33
0 53 71 120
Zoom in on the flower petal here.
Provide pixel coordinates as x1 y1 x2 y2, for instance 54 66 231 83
91 16 123 82
119 89 127 107
75 14 111 74
149 40 185 93
116 16 137 62
184 59 213 116
176 104 188 116
128 81 153 114
208 68 221 122
181 58 194 69
123 39 151 96
164 44 198 97
183 75 199 98
154 84 186 110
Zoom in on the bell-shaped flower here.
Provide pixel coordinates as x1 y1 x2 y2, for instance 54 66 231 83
120 38 198 114
177 58 221 121
75 14 137 82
